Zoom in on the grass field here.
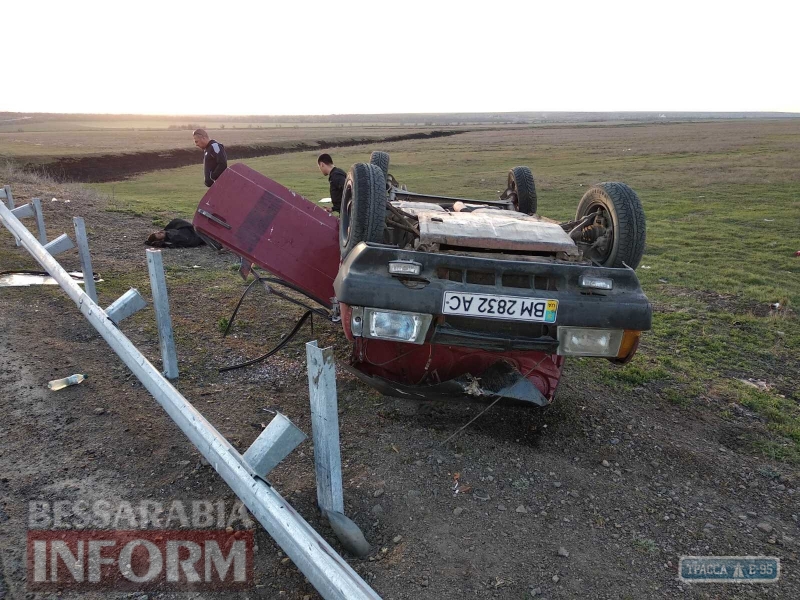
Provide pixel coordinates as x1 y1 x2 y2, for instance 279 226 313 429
6 111 795 164
0 113 487 168
0 123 446 162
0 111 544 164
89 120 800 461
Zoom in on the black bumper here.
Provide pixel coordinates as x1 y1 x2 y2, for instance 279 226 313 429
334 243 651 349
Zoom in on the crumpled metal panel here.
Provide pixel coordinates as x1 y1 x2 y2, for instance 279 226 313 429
193 164 341 307
342 361 550 407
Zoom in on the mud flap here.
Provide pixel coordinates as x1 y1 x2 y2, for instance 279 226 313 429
342 361 549 407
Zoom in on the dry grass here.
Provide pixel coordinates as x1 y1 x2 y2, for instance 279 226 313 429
0 125 453 162
1 161 106 204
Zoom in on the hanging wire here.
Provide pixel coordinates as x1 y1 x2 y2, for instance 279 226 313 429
217 266 332 372
219 310 314 373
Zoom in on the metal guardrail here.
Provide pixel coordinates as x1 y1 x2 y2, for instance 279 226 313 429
146 248 179 379
307 341 345 515
0 200 381 600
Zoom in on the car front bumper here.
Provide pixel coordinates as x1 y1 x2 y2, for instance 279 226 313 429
334 242 652 354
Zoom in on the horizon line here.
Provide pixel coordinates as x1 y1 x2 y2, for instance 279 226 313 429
2 110 800 119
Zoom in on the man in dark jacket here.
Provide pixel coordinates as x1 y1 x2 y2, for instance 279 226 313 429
145 219 206 248
193 129 228 187
317 153 347 213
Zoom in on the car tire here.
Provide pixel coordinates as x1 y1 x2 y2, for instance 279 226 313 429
575 182 646 269
507 166 537 214
369 151 390 179
340 163 387 258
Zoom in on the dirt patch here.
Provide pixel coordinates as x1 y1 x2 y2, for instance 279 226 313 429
1 175 799 599
27 130 468 183
653 285 785 317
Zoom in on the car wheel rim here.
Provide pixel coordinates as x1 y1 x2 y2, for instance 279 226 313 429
343 198 353 245
508 174 519 210
582 204 615 264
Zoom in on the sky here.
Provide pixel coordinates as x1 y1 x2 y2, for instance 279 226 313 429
4 0 799 115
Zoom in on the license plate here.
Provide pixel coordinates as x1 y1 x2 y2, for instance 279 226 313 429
442 291 558 323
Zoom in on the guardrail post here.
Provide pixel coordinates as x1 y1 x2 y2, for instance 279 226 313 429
42 233 75 256
306 341 344 515
105 289 147 324
3 185 14 209
31 198 46 245
11 203 34 219
73 217 97 303
146 249 178 379
3 186 20 245
243 412 307 477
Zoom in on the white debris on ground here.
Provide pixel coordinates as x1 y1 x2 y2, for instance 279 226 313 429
737 378 771 391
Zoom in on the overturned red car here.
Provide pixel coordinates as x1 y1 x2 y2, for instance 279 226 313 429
193 152 651 406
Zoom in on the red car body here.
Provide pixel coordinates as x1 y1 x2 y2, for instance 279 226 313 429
195 164 649 406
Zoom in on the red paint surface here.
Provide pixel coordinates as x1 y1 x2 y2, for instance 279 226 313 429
340 303 564 401
193 164 340 307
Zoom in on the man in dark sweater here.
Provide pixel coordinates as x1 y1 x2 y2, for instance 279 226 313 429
193 129 228 187
317 153 347 213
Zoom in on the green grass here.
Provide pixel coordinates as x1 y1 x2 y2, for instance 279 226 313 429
90 120 800 462
633 537 657 554
217 317 230 334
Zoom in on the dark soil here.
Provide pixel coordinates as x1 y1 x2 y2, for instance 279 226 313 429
0 175 798 599
28 130 467 183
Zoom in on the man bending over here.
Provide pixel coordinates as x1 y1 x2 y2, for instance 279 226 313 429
193 129 228 187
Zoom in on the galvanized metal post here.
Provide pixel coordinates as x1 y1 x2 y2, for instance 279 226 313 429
11 203 34 219
3 186 20 246
31 198 46 245
243 412 307 477
146 249 178 380
105 289 147 324
0 201 382 600
3 185 14 209
42 233 75 256
72 217 97 303
306 341 344 515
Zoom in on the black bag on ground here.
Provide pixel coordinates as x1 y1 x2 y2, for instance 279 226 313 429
145 219 206 248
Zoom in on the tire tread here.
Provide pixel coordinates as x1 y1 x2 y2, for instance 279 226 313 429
576 182 646 269
369 151 390 179
510 166 537 214
340 163 387 257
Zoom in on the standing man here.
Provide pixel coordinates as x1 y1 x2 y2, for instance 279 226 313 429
317 153 347 213
193 129 228 187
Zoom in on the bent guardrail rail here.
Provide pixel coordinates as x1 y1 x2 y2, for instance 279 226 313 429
0 200 381 600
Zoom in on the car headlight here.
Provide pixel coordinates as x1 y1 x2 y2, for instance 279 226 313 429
354 308 432 344
557 327 623 357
